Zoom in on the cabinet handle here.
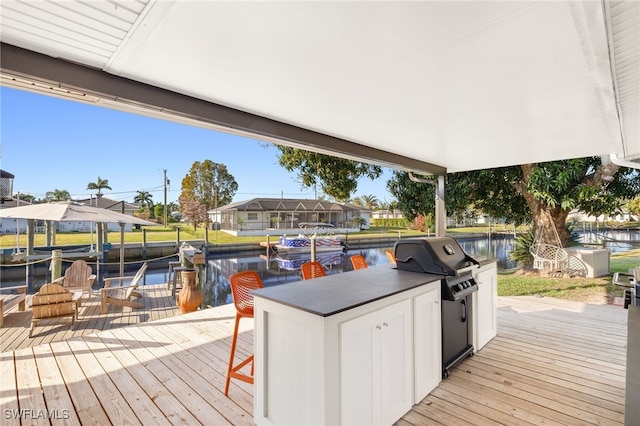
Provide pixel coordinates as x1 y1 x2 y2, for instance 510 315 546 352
376 325 382 330
383 322 388 327
435 301 439 304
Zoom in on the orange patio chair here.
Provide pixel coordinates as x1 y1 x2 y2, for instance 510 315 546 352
225 270 264 396
301 261 327 280
350 254 368 270
386 250 396 264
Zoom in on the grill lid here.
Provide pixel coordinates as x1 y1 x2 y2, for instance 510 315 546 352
393 237 479 276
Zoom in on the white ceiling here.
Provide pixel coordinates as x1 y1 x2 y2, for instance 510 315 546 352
1 1 638 174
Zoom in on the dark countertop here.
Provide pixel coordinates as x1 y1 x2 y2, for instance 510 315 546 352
252 265 443 317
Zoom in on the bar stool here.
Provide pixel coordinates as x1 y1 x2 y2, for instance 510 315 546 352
171 266 189 299
167 261 182 290
350 254 368 270
225 270 264 396
386 250 396 264
301 261 326 280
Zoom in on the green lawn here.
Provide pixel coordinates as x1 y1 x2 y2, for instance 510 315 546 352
0 225 426 247
497 249 640 302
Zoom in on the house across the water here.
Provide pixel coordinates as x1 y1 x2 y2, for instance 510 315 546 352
208 198 370 236
0 197 141 234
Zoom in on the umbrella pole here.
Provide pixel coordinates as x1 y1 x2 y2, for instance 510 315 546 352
120 223 125 280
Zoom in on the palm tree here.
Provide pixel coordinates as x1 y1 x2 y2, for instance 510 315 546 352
86 177 112 197
354 194 380 209
134 190 153 210
167 201 178 213
45 189 71 201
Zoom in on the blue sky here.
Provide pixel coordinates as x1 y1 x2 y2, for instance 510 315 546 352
0 87 394 205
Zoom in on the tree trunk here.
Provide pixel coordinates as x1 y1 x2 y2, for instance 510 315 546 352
531 206 570 247
518 164 572 247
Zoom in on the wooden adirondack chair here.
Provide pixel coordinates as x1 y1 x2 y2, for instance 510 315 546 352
30 283 81 337
100 263 147 314
53 259 96 302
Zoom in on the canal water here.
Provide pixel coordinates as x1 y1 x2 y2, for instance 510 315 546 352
3 231 638 308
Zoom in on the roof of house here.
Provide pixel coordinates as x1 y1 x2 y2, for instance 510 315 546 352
210 198 365 213
74 197 139 212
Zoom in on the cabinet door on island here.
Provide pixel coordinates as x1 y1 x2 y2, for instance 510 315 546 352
340 299 413 425
413 285 441 403
473 263 498 351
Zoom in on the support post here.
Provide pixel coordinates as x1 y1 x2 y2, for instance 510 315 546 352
163 169 168 228
45 220 53 246
50 249 62 281
97 222 104 285
311 237 317 262
26 219 35 256
266 235 270 257
435 175 446 237
142 228 147 259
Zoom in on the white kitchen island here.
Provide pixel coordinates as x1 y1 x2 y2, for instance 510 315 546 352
252 261 497 426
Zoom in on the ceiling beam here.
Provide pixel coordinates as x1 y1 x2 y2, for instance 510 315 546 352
0 43 446 175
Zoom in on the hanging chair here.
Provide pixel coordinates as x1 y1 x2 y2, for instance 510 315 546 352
529 211 587 277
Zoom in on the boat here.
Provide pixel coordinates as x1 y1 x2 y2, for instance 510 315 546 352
275 222 346 253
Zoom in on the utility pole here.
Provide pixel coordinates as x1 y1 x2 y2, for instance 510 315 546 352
163 169 168 228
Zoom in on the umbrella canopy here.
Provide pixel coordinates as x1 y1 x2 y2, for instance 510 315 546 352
0 201 158 278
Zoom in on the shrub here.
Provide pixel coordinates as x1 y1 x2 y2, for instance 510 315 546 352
510 227 534 268
370 218 408 228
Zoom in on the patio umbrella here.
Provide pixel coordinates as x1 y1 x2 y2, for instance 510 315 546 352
0 201 158 278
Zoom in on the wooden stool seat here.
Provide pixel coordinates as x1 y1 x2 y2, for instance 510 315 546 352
172 266 189 299
167 261 182 290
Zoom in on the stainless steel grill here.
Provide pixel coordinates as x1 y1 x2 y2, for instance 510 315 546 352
394 236 479 378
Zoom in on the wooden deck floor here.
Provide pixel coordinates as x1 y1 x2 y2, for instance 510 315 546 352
1 284 180 353
0 295 629 425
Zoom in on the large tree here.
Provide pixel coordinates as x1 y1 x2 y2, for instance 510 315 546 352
178 194 209 230
276 147 383 201
180 160 238 212
388 157 640 247
86 176 112 197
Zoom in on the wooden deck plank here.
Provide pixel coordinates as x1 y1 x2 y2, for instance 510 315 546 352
31 344 82 426
94 330 201 426
78 336 173 426
473 344 625 405
0 351 20 426
48 340 112 425
462 356 624 423
65 338 142 425
427 386 539 425
141 313 254 420
14 347 49 426
0 285 179 352
414 393 491 425
111 325 233 425
130 319 251 424
1 295 629 425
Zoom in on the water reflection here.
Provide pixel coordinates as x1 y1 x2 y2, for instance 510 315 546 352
204 247 394 307
456 235 519 271
7 231 640 306
578 230 640 252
